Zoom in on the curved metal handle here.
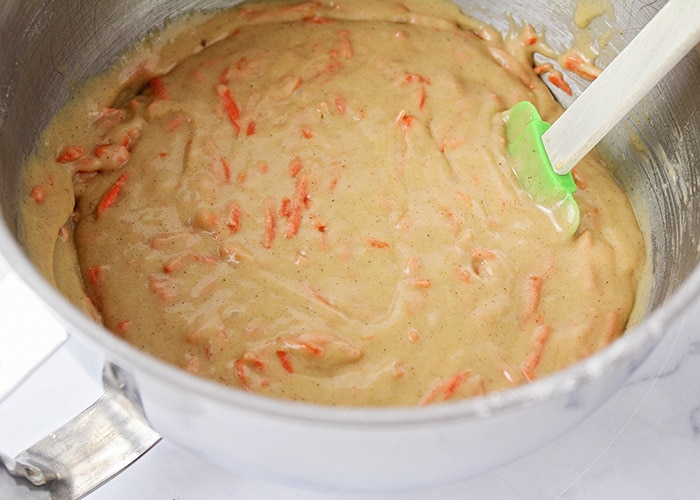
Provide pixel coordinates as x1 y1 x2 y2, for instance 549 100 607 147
1 363 160 499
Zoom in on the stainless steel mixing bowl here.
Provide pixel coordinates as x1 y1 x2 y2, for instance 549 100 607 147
0 0 698 495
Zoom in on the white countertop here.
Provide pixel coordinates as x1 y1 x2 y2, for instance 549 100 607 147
2 256 700 499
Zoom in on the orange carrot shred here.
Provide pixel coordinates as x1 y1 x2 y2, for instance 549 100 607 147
96 172 129 218
56 145 86 163
227 204 242 233
522 324 552 381
216 84 241 135
219 157 232 183
246 120 256 136
276 350 294 374
443 370 470 399
521 24 538 46
409 279 432 289
234 359 250 389
263 203 277 249
288 157 303 177
548 71 572 96
285 175 309 238
117 321 131 335
279 197 292 218
400 114 414 131
366 238 390 248
149 77 169 100
524 275 544 323
457 266 471 283
533 63 553 75
29 185 47 204
87 264 106 288
334 95 346 113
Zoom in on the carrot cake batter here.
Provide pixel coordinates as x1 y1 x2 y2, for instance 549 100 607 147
19 0 645 406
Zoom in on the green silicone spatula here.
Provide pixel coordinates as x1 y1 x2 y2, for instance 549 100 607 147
505 0 700 237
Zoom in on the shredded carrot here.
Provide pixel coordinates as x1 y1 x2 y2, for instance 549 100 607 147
95 107 126 130
234 353 267 390
227 203 242 233
148 274 178 302
288 157 303 177
409 279 432 289
235 56 249 71
472 247 496 261
234 359 250 389
457 266 471 284
246 120 256 136
572 167 588 190
300 126 313 139
116 321 131 336
420 370 471 406
218 67 232 85
221 158 232 183
366 238 390 248
524 275 544 323
520 24 538 46
334 95 347 113
404 256 421 274
403 73 431 84
56 145 86 163
562 52 601 81
456 191 473 208
418 88 427 110
163 252 218 273
192 212 220 233
96 172 129 218
307 284 334 307
400 113 414 131
548 71 572 96
208 157 232 184
392 360 406 378
87 264 106 288
522 324 552 381
282 339 323 357
279 197 292 218
216 84 241 135
533 63 553 75
276 350 295 374
285 175 309 238
121 129 140 150
603 310 622 346
149 77 169 100
263 203 277 248
183 354 201 375
443 370 470 400
29 185 46 204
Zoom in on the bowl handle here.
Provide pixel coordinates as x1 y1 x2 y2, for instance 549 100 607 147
0 362 160 499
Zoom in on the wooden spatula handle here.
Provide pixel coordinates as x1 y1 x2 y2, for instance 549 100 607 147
543 0 700 175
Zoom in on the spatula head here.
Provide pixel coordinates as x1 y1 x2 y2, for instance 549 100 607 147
505 101 579 237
